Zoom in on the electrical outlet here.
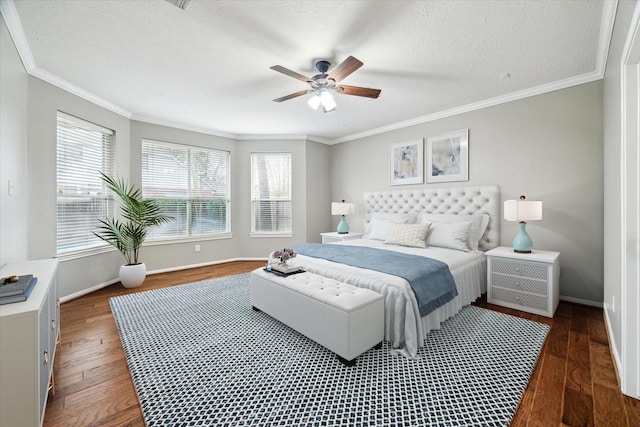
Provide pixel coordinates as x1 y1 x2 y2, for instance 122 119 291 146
195 244 201 252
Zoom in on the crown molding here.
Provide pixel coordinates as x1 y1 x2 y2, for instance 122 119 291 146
130 114 238 140
235 133 311 141
30 67 133 118
332 70 604 145
596 0 619 76
0 0 35 72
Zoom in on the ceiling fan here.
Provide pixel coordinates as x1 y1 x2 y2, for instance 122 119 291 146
270 56 381 113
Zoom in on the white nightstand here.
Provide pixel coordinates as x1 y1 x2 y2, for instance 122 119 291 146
321 232 363 244
486 246 560 317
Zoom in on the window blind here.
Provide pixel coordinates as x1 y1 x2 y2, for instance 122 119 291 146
251 152 292 233
142 140 230 239
56 112 115 254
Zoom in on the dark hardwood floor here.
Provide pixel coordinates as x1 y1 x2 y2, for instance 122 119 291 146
44 261 640 426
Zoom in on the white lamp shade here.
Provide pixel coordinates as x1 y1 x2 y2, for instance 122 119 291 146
504 199 543 222
331 202 355 216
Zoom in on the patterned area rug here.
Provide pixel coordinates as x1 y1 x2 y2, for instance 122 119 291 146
110 273 549 427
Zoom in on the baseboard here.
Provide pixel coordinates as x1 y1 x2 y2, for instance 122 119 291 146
603 304 623 388
146 257 265 275
59 257 267 303
59 278 121 303
559 295 603 308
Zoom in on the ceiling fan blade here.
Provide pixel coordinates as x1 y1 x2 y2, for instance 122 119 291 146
273 89 311 103
327 56 363 83
270 65 312 83
337 85 381 99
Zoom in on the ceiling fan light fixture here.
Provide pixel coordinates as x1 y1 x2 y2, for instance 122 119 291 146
307 93 321 110
320 90 336 112
271 56 379 111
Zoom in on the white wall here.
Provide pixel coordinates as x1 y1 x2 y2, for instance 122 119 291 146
603 0 639 399
330 82 604 304
0 17 28 266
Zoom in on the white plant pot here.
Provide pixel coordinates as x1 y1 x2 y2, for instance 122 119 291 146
119 263 146 288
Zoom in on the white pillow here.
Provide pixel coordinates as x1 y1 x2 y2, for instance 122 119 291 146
419 213 489 251
363 212 417 239
425 221 473 251
384 223 431 248
368 218 401 240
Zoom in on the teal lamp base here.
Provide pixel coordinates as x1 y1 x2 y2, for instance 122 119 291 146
336 215 349 234
512 221 533 253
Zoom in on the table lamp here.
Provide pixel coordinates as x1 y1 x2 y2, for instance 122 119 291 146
504 195 543 253
331 200 355 234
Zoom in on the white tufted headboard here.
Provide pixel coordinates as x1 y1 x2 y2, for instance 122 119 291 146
363 185 500 251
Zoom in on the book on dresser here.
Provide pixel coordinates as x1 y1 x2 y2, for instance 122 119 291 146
0 275 38 305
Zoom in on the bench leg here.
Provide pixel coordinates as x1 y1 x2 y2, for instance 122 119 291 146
252 306 261 312
337 355 356 367
374 341 382 350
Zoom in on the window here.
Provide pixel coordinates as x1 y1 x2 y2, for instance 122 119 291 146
142 139 230 240
251 152 292 234
56 112 115 254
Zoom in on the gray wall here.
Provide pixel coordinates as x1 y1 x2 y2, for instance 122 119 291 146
27 77 132 297
305 140 331 242
330 82 604 304
0 17 28 266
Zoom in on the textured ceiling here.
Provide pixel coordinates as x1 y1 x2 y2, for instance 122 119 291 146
8 0 610 143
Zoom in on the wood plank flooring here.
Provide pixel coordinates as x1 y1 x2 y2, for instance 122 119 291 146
44 261 639 426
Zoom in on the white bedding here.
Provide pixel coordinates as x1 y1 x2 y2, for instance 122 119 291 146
294 239 486 358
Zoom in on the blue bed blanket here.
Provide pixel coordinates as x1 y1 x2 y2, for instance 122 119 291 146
292 243 458 316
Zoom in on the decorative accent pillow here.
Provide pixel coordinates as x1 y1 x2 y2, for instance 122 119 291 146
363 212 417 240
384 223 431 248
419 213 489 251
425 221 474 251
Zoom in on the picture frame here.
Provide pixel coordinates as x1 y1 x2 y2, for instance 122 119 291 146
390 139 424 185
426 129 469 183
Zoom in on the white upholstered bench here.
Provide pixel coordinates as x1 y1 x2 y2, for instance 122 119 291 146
250 268 384 366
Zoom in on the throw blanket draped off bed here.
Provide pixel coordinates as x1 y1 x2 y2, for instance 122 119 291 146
292 243 458 316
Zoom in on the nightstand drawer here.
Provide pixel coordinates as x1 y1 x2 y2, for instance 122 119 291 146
490 258 548 280
489 287 549 312
490 273 548 296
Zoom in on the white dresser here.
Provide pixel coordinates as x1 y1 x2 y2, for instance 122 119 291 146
0 259 60 427
486 247 560 317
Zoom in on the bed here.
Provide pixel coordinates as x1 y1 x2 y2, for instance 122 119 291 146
294 185 499 358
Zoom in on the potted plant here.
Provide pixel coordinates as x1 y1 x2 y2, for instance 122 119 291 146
93 172 173 288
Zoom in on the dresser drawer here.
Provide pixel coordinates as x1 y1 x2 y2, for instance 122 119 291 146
490 273 549 296
490 258 548 280
490 287 549 312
